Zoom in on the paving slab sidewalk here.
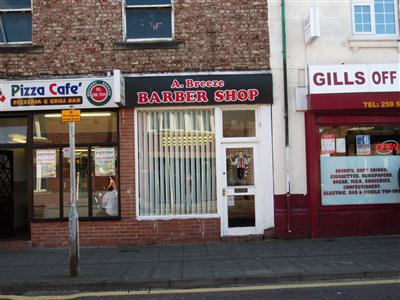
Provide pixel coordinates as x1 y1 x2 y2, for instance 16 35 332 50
0 236 399 294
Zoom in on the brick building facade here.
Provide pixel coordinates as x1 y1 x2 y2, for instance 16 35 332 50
0 1 273 247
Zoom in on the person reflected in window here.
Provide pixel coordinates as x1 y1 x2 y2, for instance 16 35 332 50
101 176 118 216
108 176 116 192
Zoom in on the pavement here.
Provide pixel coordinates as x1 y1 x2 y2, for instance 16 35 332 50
0 235 399 294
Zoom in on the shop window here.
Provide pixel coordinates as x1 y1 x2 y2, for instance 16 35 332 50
32 111 119 220
124 0 173 41
91 147 118 217
63 148 90 217
352 0 398 36
222 110 256 138
137 110 217 216
319 125 400 205
33 112 117 144
0 0 32 44
33 149 60 218
0 118 27 144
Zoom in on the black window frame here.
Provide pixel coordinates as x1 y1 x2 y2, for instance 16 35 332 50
0 0 32 44
31 109 120 221
124 0 174 42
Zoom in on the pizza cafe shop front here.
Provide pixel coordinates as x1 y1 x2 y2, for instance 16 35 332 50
306 64 400 238
0 72 123 245
126 71 275 238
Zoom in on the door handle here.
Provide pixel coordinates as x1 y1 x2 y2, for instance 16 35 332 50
222 188 226 197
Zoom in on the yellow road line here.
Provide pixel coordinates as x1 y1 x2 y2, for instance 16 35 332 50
2 278 400 300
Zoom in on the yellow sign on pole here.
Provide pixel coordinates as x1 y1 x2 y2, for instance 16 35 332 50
62 110 81 122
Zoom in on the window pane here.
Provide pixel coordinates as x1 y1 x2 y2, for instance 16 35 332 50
374 2 384 13
376 24 385 33
33 111 117 144
228 195 255 227
375 13 384 23
353 5 371 33
33 149 60 218
2 12 32 42
355 13 362 23
226 148 254 186
137 110 217 216
126 0 171 5
385 24 396 33
385 2 394 13
223 110 256 137
319 125 400 205
363 23 371 31
91 147 118 217
63 148 89 217
126 7 172 39
0 118 27 144
0 0 30 9
386 13 395 23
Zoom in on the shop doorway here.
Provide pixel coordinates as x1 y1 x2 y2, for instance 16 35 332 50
0 149 29 240
217 106 274 237
0 150 14 238
221 144 261 235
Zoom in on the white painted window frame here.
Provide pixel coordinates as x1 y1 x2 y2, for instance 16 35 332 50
0 1 32 44
351 0 399 39
122 0 175 43
135 106 219 221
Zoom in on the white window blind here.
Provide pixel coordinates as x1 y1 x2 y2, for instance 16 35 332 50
137 110 217 216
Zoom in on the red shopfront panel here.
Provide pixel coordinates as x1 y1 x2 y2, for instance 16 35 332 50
306 108 400 238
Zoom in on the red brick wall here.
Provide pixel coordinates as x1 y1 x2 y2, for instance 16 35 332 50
3 1 268 246
1 1 269 77
31 108 221 247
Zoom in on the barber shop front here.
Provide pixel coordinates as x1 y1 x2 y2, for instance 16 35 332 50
306 64 400 238
0 73 123 246
126 71 274 238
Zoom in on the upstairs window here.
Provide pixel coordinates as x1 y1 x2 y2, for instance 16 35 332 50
0 0 32 44
124 0 173 41
352 0 399 36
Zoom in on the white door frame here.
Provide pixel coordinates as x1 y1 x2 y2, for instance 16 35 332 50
215 105 274 236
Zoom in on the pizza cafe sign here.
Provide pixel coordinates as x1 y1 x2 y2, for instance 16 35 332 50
0 72 124 112
125 72 273 107
308 64 400 94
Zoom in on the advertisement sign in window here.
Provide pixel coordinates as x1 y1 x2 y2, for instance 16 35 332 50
94 148 115 176
321 156 400 205
356 135 371 155
321 134 336 154
36 149 57 178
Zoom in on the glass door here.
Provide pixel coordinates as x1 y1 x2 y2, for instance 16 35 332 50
221 144 260 235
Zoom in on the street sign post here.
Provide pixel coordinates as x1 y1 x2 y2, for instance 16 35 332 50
66 107 80 277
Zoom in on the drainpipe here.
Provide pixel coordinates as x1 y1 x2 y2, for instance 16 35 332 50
281 0 292 233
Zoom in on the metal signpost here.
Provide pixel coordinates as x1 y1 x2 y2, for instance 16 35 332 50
63 108 80 277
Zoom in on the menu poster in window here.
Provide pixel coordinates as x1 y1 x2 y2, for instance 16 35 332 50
321 156 400 205
321 134 336 154
336 138 346 153
36 150 57 178
94 148 115 176
356 135 371 155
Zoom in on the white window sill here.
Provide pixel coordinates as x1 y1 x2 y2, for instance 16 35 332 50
136 214 219 221
348 38 400 52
